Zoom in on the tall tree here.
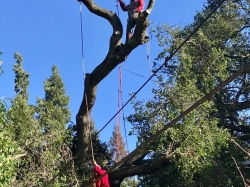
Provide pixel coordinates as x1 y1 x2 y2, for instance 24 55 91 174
72 0 249 186
8 52 42 186
74 0 155 185
36 65 76 186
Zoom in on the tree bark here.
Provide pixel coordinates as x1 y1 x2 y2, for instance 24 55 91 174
75 0 154 165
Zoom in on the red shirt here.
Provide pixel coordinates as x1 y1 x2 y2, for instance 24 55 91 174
91 166 110 187
119 0 145 12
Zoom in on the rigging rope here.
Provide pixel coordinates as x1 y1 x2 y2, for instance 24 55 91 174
80 2 94 161
146 29 152 76
116 0 120 17
119 66 130 154
115 0 129 155
122 102 129 154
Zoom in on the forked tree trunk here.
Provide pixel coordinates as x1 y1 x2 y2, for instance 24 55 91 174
75 0 155 183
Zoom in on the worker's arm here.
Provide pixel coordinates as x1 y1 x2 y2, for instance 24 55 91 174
118 0 127 11
118 0 141 11
92 159 103 174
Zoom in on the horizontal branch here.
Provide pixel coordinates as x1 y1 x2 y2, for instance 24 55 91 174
0 152 27 167
109 156 171 180
238 134 250 141
225 124 250 133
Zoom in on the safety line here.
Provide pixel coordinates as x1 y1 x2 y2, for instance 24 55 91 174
80 3 85 79
146 29 152 76
116 0 120 17
80 2 94 161
119 66 130 154
122 105 129 154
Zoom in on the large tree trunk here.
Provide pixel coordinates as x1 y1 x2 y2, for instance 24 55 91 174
74 0 155 183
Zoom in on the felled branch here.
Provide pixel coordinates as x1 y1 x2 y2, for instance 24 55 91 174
109 155 171 180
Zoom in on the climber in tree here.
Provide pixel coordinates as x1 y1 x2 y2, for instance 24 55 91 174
117 0 145 42
91 159 110 187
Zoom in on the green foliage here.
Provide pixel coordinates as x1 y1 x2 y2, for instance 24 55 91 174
120 177 139 187
0 100 18 187
129 0 250 186
4 54 78 186
13 52 29 99
34 65 75 186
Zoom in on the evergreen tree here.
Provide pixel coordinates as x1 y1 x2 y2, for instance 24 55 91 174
37 65 71 140
109 123 127 163
36 65 76 186
7 56 77 186
8 52 42 186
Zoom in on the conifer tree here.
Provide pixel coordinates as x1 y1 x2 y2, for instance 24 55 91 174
109 124 127 163
36 65 76 186
8 56 76 186
8 52 40 147
37 65 71 139
8 52 42 186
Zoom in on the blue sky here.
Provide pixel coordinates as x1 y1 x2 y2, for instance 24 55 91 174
0 0 206 151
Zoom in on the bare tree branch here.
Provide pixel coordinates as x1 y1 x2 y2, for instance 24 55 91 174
225 124 250 133
231 139 250 157
238 134 250 141
232 157 248 187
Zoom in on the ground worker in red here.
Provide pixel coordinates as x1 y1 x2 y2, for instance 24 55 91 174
91 159 110 187
117 0 145 42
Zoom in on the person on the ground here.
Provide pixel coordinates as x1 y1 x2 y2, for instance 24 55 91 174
91 159 110 187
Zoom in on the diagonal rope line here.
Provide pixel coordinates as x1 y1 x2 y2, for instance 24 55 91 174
80 3 85 79
96 0 227 137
